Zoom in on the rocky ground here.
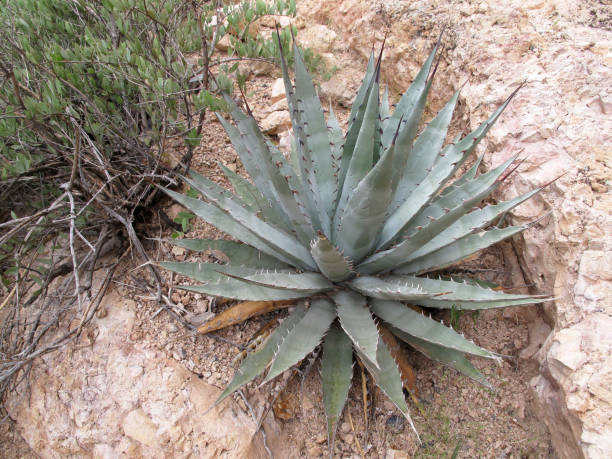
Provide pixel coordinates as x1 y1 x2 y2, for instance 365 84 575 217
2 75 553 458
2 0 611 458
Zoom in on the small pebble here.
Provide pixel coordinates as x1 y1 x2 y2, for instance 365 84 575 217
307 445 322 457
591 182 608 193
386 414 405 434
342 433 354 444
340 422 351 433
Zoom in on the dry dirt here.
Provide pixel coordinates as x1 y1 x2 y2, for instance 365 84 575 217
1 74 553 458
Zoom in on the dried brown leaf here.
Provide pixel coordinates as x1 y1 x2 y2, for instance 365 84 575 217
378 326 418 396
198 300 295 334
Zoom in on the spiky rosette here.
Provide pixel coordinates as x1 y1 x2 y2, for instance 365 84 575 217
160 32 548 442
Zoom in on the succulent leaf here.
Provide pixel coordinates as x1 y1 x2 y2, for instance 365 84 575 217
439 153 484 193
339 51 376 194
379 92 519 249
333 290 380 368
327 104 344 188
276 33 325 237
390 326 491 388
181 173 317 270
404 155 518 234
356 335 418 439
310 234 353 282
380 85 390 132
371 299 497 359
392 90 460 207
417 295 547 310
365 275 537 302
335 135 395 261
265 298 336 382
292 42 336 236
349 275 431 301
161 188 297 266
398 188 541 269
334 77 380 234
217 113 306 233
357 157 520 274
168 238 288 269
216 303 308 404
321 322 353 445
221 269 334 293
159 261 316 301
225 98 316 245
211 165 293 233
381 41 439 152
396 225 529 275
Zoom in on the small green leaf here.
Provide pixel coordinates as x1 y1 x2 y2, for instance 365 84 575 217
185 128 201 148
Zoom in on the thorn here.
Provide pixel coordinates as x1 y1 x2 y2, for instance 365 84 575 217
391 114 404 146
498 155 528 183
428 48 443 85
374 33 387 83
539 171 568 189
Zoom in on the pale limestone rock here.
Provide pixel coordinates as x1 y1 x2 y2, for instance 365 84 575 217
122 409 158 447
579 250 612 282
319 52 341 70
540 314 612 458
6 285 279 458
258 15 293 29
264 98 289 114
215 33 231 52
298 24 337 53
278 130 293 153
270 77 286 103
519 317 551 360
260 110 292 134
320 77 355 107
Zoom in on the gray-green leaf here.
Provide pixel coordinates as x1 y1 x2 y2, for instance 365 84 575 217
265 298 336 382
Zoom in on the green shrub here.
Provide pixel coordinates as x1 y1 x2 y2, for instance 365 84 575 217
0 0 313 283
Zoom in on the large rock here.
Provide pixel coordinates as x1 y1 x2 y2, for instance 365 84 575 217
6 287 277 458
299 0 611 457
297 24 337 53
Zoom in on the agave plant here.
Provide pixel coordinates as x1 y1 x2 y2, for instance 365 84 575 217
160 34 546 441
